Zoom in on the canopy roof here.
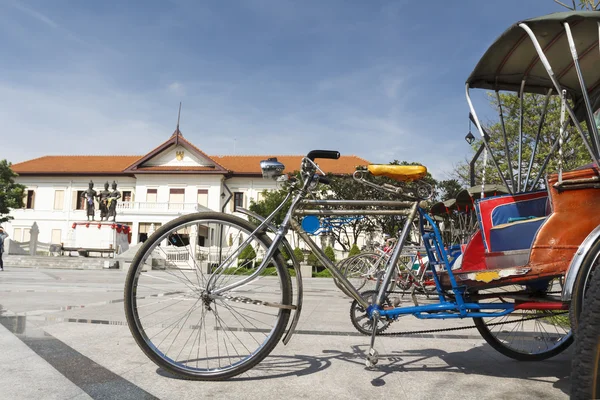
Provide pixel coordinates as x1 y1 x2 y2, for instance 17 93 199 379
430 199 457 216
467 11 600 118
455 184 510 208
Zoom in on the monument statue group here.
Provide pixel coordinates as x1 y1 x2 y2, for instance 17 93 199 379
82 181 121 222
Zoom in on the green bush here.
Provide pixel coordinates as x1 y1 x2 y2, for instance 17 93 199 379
238 245 257 267
348 243 361 257
324 246 336 263
313 268 332 278
293 247 304 263
280 247 291 262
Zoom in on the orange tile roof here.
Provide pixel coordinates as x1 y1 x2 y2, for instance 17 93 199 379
12 155 141 175
212 155 370 175
12 153 370 176
134 166 223 172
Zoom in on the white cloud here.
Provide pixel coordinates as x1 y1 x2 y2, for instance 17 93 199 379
167 82 186 97
9 1 59 29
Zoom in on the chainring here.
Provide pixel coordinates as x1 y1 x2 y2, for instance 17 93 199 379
350 290 395 335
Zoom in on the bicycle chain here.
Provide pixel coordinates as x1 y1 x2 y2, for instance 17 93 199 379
375 311 569 337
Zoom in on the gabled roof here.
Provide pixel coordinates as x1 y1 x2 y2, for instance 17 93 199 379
123 129 229 174
11 130 371 176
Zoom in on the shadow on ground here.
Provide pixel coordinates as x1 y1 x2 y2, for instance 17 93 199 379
156 342 570 396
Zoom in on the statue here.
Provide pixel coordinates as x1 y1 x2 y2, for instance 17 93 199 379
107 181 121 222
97 181 111 221
81 181 97 221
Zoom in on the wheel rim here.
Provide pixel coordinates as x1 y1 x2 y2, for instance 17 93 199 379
127 217 288 377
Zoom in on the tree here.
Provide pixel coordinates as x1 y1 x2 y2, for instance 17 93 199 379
452 93 590 191
437 179 463 201
348 243 361 257
248 188 291 226
238 245 256 267
555 0 600 11
324 246 336 263
293 247 304 263
0 160 25 224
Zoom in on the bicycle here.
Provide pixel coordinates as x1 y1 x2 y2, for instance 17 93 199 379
125 150 570 380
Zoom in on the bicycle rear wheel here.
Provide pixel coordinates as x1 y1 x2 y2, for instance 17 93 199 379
124 212 292 380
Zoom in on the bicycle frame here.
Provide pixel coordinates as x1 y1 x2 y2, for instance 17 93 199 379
208 156 532 332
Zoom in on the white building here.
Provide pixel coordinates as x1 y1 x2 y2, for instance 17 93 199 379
8 128 369 249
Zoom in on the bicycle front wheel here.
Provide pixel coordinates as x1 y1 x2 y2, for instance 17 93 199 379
124 212 292 380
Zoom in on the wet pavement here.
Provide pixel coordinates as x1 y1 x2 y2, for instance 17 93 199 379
0 268 571 399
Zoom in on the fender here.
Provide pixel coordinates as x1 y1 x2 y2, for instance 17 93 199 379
235 207 303 345
562 224 600 301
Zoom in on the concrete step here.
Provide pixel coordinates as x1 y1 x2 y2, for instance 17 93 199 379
3 255 115 270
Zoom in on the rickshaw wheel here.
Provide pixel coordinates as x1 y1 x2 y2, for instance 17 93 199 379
569 240 600 333
472 281 572 361
571 258 600 400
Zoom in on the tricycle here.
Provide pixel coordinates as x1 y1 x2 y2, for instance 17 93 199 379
124 10 600 380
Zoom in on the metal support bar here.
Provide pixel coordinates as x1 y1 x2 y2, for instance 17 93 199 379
564 22 600 157
467 110 514 194
518 80 526 192
295 209 413 216
291 219 369 308
524 88 552 190
529 118 571 190
299 199 414 208
496 90 516 191
558 89 567 183
519 23 600 168
376 202 420 306
469 142 486 187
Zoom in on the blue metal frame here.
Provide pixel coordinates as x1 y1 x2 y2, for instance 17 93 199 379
366 207 517 320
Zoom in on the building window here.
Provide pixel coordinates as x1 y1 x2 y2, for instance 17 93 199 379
23 228 31 242
75 190 86 210
53 190 65 210
169 188 185 210
24 190 35 209
13 228 22 242
197 189 208 207
146 189 157 203
233 192 244 210
123 191 133 202
51 229 62 244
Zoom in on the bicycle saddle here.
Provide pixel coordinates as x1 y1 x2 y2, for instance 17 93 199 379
367 165 427 182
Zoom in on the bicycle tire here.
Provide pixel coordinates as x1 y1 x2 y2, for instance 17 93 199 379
124 212 292 380
569 239 600 333
473 281 572 361
571 260 600 400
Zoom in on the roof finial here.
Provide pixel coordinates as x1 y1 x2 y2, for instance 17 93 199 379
176 102 182 145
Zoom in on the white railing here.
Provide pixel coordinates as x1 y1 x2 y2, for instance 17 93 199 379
116 202 209 213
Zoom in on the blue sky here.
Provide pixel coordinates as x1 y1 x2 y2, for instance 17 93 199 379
0 0 572 179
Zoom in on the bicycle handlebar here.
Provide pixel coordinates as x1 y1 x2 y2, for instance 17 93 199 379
307 150 340 161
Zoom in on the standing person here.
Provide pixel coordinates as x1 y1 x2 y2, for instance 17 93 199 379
0 226 8 271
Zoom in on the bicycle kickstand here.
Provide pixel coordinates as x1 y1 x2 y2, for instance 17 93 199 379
365 309 380 368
